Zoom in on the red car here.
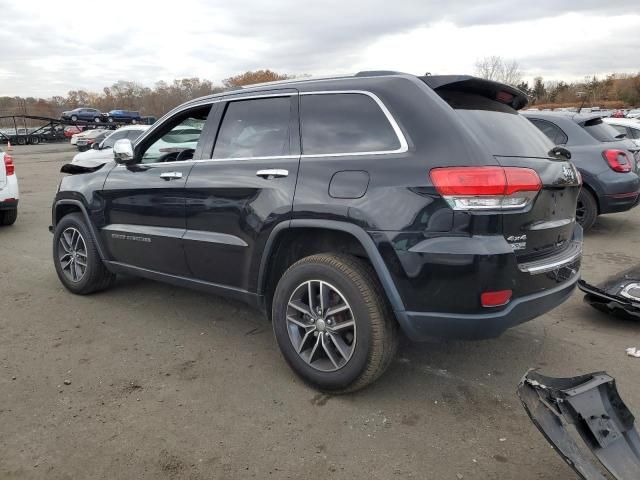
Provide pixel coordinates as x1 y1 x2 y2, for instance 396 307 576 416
612 109 626 118
63 126 83 138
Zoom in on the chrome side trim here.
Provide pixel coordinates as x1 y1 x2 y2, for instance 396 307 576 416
132 90 408 165
103 224 249 247
102 224 184 239
182 230 248 247
518 241 582 274
299 90 409 157
528 218 575 230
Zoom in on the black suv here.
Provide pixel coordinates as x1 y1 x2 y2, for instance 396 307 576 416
51 72 582 392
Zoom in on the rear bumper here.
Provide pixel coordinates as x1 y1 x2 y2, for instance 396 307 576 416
396 273 578 340
0 198 18 210
600 191 640 214
592 170 640 214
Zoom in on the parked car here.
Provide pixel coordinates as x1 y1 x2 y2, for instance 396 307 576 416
105 110 142 124
71 128 102 146
604 118 640 147
71 126 149 166
523 111 640 231
76 129 110 152
52 72 583 392
64 126 84 138
61 108 105 123
626 109 640 119
0 147 18 225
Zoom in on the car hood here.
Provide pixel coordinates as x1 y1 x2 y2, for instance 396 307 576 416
71 148 114 167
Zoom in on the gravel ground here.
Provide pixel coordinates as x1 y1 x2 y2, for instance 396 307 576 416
1 143 639 479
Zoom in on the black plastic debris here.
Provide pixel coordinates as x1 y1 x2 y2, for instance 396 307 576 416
518 370 640 479
578 266 640 320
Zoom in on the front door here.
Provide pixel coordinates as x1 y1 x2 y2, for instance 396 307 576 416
183 92 300 292
100 104 214 275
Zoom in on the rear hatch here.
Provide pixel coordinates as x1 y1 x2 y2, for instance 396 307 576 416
580 116 640 171
423 76 581 262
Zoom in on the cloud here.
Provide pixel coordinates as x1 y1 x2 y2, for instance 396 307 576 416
0 0 638 96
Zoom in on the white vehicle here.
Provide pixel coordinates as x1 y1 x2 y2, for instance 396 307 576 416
70 129 93 146
71 124 203 167
0 147 19 226
627 109 640 119
71 126 150 167
604 118 640 147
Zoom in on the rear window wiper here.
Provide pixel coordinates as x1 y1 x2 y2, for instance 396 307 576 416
548 146 572 160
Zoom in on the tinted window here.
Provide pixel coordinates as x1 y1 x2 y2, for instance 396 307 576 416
441 91 554 157
102 130 128 149
609 124 628 137
213 97 291 159
300 93 400 155
582 118 622 142
529 119 569 145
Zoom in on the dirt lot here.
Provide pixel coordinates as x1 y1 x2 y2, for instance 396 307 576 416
1 143 639 479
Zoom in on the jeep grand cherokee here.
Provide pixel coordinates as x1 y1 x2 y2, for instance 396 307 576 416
51 71 582 392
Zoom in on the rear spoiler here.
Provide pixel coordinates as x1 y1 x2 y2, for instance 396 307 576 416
420 75 528 111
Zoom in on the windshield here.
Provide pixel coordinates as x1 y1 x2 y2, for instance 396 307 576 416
441 91 554 157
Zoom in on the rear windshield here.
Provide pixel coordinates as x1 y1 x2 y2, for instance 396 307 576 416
582 118 623 142
438 91 554 157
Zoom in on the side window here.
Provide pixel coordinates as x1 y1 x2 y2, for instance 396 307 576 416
139 106 210 164
609 124 627 137
213 97 292 159
300 93 401 155
126 129 144 141
529 119 568 145
101 130 128 149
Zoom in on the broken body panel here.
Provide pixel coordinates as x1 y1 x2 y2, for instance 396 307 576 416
579 266 640 320
518 370 640 480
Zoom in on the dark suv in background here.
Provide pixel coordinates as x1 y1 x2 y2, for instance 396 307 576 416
51 72 582 392
523 111 640 230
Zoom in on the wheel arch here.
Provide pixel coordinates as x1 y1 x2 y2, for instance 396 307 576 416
258 220 405 318
53 199 108 261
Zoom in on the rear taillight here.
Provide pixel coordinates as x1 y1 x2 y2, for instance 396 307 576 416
4 154 14 176
603 149 632 173
429 166 542 211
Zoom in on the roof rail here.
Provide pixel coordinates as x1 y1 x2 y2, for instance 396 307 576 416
354 70 406 77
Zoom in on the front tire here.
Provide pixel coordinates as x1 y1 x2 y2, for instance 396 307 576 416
576 188 598 231
272 253 398 393
53 213 115 294
71 115 78 122
0 208 17 226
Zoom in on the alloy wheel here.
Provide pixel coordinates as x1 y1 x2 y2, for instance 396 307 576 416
576 199 585 224
58 227 88 282
286 280 356 372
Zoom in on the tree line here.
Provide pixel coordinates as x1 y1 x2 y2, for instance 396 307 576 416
475 56 640 108
0 70 291 121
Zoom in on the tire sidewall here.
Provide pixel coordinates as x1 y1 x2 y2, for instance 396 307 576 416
53 214 98 294
272 260 373 391
577 188 597 231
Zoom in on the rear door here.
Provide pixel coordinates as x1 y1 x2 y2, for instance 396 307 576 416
0 151 6 189
438 90 581 260
100 104 213 275
183 91 300 292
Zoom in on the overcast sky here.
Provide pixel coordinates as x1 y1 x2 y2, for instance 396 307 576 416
0 0 639 97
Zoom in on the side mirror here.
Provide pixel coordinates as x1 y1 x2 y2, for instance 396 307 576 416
113 139 134 164
91 142 100 150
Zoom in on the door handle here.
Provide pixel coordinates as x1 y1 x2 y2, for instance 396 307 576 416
256 169 288 179
160 171 183 180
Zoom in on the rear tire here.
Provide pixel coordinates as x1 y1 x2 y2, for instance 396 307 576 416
53 213 116 294
272 253 398 393
576 188 598 232
0 208 17 226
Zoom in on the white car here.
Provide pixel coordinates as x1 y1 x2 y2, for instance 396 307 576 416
0 147 19 226
70 129 95 146
71 126 150 167
604 118 640 147
627 109 640 119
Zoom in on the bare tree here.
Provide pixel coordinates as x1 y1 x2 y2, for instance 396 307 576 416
474 56 523 86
